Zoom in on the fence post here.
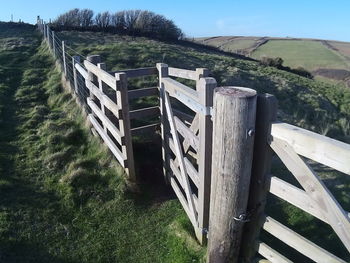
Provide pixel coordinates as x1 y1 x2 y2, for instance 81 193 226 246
97 62 108 132
72 56 80 94
52 31 56 57
156 63 169 183
115 72 137 191
86 55 101 105
62 41 67 76
196 72 216 245
240 94 277 262
207 86 257 263
46 26 50 48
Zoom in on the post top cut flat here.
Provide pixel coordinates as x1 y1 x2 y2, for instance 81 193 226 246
215 86 257 98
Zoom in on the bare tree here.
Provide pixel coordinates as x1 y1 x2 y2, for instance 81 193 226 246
53 8 183 40
95 11 111 30
79 9 94 28
111 11 126 31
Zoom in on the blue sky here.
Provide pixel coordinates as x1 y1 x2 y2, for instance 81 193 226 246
1 0 350 42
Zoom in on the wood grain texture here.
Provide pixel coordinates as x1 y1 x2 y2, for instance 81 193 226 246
263 216 346 263
240 94 277 262
271 122 350 175
196 77 216 244
207 86 257 263
257 242 292 263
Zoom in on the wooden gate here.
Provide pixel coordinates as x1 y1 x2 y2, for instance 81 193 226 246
157 63 216 244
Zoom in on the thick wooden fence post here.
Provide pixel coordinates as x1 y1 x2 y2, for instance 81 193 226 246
207 86 257 263
62 41 67 76
97 62 108 132
87 55 101 104
115 72 137 191
156 63 169 183
240 94 277 262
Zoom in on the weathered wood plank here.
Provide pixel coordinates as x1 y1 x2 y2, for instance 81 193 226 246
97 62 108 132
84 60 116 89
75 63 88 79
162 77 209 115
111 67 157 78
173 109 195 124
270 137 350 252
164 91 197 223
174 116 199 152
183 113 199 152
240 94 278 263
196 77 216 244
156 63 169 183
269 176 328 223
130 123 159 136
170 176 198 229
263 216 346 263
85 80 121 119
129 106 159 120
271 122 350 175
207 86 257 263
87 98 123 145
115 72 137 187
163 77 199 102
168 136 200 187
168 157 198 211
88 114 126 167
127 87 158 100
168 67 197 80
257 242 293 263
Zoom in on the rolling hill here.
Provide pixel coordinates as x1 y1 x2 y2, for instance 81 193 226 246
194 36 350 87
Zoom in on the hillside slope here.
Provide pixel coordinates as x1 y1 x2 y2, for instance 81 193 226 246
194 36 350 87
62 31 350 143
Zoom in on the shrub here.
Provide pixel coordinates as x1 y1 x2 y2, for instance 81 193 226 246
52 9 183 40
260 56 284 68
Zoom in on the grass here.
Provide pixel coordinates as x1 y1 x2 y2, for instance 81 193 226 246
0 24 205 263
61 31 350 142
220 38 257 52
1 23 350 262
194 36 259 53
252 39 350 71
58 30 350 261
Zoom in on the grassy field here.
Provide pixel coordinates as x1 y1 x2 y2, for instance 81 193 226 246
194 36 261 54
252 39 350 71
1 23 350 262
0 24 205 263
328 40 350 60
194 36 350 87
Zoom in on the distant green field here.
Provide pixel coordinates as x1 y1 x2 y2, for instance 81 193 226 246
252 40 350 71
220 39 257 52
194 36 260 53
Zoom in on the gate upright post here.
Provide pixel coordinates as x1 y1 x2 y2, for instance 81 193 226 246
196 74 216 244
156 63 169 183
240 94 277 262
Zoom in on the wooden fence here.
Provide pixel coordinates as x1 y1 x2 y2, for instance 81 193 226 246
37 18 350 262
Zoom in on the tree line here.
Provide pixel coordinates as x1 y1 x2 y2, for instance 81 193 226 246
52 9 184 40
